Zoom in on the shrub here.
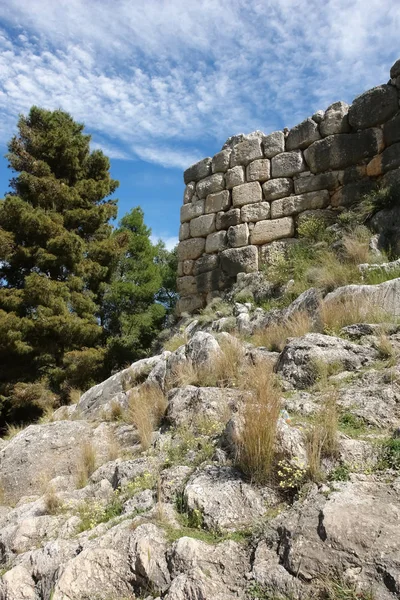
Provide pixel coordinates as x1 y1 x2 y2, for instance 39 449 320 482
126 384 167 450
298 216 333 244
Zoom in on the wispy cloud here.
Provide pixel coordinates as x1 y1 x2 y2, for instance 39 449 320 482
0 0 399 170
151 234 179 251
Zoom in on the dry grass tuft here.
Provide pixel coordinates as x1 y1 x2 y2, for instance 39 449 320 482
307 250 361 292
320 296 390 334
252 311 312 352
4 423 25 440
307 391 339 482
235 361 281 483
375 334 399 366
44 485 63 515
164 333 187 352
110 400 123 421
126 384 167 450
69 388 82 405
342 226 372 264
76 441 97 488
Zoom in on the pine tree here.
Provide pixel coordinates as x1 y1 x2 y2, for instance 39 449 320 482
0 107 120 426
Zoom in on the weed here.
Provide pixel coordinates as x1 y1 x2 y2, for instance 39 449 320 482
76 492 124 532
328 463 351 482
375 335 398 366
378 436 400 470
44 485 63 515
307 392 339 482
277 457 307 492
164 425 215 467
3 423 25 440
110 400 124 421
164 333 187 352
342 226 372 265
76 441 97 488
298 216 333 244
252 311 312 352
338 412 367 437
126 384 167 450
69 388 82 404
320 296 390 334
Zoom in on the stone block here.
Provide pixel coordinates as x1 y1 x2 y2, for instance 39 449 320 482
227 223 249 248
384 112 400 146
177 238 206 261
286 118 321 150
225 166 245 189
331 180 378 208
382 142 400 173
194 254 219 275
230 138 263 167
342 165 367 184
220 246 258 276
304 128 384 173
241 202 271 222
259 239 298 266
179 222 190 241
183 181 196 204
177 295 205 315
246 159 271 182
205 231 228 253
212 148 231 173
271 150 306 178
262 178 293 201
366 155 383 177
177 261 184 277
250 217 294 245
196 269 224 294
216 208 241 230
177 276 197 296
180 199 205 223
348 85 398 130
196 173 225 199
182 260 194 276
263 131 285 158
271 190 330 219
320 101 350 137
294 171 342 194
205 190 230 214
382 167 400 189
184 158 212 184
232 182 262 207
390 59 400 79
190 214 216 237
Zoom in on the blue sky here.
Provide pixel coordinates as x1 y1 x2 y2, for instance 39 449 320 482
0 1 399 249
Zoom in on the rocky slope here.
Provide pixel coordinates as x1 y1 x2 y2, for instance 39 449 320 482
1 276 400 599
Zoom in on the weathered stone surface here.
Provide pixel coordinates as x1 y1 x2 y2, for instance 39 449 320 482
230 138 263 167
220 245 258 275
225 165 245 189
250 217 294 245
176 294 204 314
246 158 271 182
167 386 242 429
177 276 197 296
205 231 227 253
331 179 377 207
189 213 216 238
294 170 342 194
271 150 306 177
348 84 398 129
180 199 205 223
384 112 400 146
212 148 231 173
0 565 37 599
304 128 383 173
232 181 262 207
227 223 249 248
196 173 225 199
271 190 329 219
183 181 196 204
286 118 321 150
390 59 400 79
324 277 400 318
205 190 230 214
263 131 285 158
185 332 220 367
182 260 194 276
320 101 350 136
216 208 241 230
177 237 206 260
184 158 212 185
184 466 266 531
196 268 226 294
382 142 400 173
241 201 270 222
262 177 293 200
179 223 190 242
193 253 219 275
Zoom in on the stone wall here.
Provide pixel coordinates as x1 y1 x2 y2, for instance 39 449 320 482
177 59 400 314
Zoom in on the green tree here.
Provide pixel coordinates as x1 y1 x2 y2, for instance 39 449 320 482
0 107 120 427
155 241 178 312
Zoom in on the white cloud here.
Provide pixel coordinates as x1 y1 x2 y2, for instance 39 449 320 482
151 234 179 251
0 0 399 171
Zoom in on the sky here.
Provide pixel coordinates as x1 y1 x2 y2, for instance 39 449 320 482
0 1 399 249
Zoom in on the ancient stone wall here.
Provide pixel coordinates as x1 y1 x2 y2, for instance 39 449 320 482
177 59 400 314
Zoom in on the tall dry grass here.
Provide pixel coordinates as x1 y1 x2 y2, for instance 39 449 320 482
76 441 97 488
252 311 312 351
126 384 167 450
307 391 339 481
320 296 390 333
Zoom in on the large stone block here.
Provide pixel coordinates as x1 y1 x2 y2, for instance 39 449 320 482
250 217 294 245
384 112 400 147
271 150 306 177
178 238 206 261
227 223 249 248
205 231 228 253
348 85 398 130
212 148 231 173
190 213 216 237
382 142 400 173
390 59 400 79
220 246 258 275
177 294 205 315
381 166 400 189
177 276 197 296
216 208 241 230
246 159 271 182
320 101 350 136
183 181 196 204
196 269 224 294
241 202 271 222
263 131 285 158
271 190 329 219
230 138 263 167
294 171 342 194
196 173 225 199
232 181 262 207
179 222 190 241
180 199 205 223
286 118 321 150
331 180 378 207
194 253 219 275
184 158 212 184
225 166 245 189
262 178 293 200
304 128 383 173
205 190 230 214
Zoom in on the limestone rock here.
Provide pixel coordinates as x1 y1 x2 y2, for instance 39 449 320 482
232 181 262 207
205 190 230 214
193 254 219 275
390 58 400 79
180 198 205 223
205 231 227 253
348 84 398 130
179 222 190 241
262 177 293 200
177 276 197 296
212 149 231 173
324 278 400 319
184 158 212 185
220 245 258 275
270 190 329 219
216 208 241 230
293 170 342 194
246 158 271 182
286 118 321 150
167 386 242 429
225 165 245 189
177 237 206 260
183 181 196 204
189 213 216 238
185 331 220 367
230 138 263 167
241 201 270 222
381 142 400 173
263 131 285 158
320 101 350 136
250 217 294 245
384 112 400 147
271 150 306 178
196 173 225 200
227 223 249 248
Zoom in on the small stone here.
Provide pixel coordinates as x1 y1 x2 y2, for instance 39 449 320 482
225 166 245 189
263 178 293 201
250 217 295 245
227 223 249 248
241 202 271 222
230 138 263 167
263 131 285 158
216 208 241 230
205 190 230 214
184 158 212 184
212 148 231 173
271 151 306 178
205 231 228 253
232 182 262 207
196 173 225 199
246 159 271 182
